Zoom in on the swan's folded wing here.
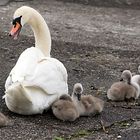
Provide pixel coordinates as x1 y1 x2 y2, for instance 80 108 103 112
23 57 68 95
5 52 68 97
5 47 44 89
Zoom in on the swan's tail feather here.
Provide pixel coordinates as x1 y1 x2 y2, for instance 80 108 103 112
4 82 32 115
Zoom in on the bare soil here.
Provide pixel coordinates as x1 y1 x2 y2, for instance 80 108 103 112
0 0 140 140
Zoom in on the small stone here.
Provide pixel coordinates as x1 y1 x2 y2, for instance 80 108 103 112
0 0 9 6
134 121 140 128
117 135 121 139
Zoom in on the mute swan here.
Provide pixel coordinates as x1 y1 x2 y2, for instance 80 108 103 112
4 6 68 115
52 94 79 121
107 70 140 101
72 83 104 116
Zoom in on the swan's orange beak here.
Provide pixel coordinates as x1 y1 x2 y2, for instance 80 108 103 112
9 22 22 40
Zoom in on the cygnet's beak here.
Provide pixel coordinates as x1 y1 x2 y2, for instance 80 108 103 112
77 93 81 101
120 78 123 81
9 22 22 40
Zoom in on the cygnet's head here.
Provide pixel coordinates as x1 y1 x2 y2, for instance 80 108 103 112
120 70 132 84
73 83 83 101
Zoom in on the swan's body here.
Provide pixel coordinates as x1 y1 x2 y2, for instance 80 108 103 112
107 70 140 101
52 95 79 121
72 83 104 116
4 6 68 115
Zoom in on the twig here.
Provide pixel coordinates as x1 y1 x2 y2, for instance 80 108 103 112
100 120 108 133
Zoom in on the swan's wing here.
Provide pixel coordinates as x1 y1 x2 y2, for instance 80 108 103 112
5 50 68 96
5 75 12 90
49 58 68 82
24 57 68 95
5 47 44 89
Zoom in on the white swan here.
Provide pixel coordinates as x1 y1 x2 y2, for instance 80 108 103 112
4 6 68 115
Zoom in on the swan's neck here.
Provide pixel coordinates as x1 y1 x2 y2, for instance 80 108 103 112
28 11 51 57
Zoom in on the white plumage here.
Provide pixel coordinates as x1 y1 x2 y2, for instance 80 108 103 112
4 6 68 115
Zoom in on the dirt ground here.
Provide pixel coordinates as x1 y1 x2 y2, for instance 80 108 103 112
0 0 140 140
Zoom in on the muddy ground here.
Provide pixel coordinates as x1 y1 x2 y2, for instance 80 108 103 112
0 0 140 140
